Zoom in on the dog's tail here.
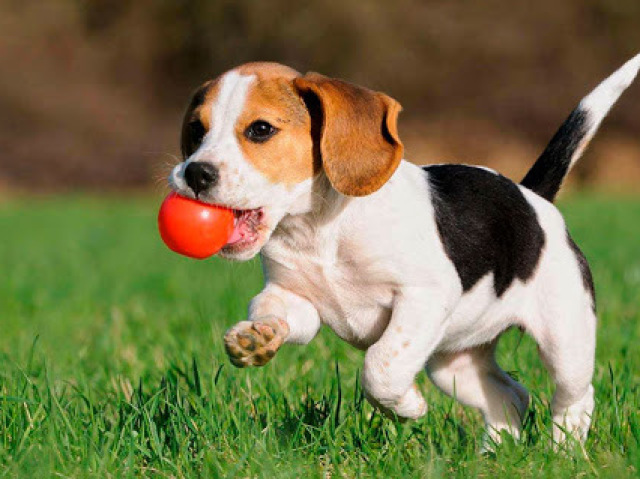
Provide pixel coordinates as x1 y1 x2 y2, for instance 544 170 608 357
521 53 640 202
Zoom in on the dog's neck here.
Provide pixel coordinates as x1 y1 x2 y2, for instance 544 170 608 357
276 173 351 230
309 173 352 222
262 173 354 262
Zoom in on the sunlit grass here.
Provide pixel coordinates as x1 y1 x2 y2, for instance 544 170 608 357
0 193 638 477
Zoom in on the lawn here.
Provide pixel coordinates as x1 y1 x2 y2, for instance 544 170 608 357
0 193 639 478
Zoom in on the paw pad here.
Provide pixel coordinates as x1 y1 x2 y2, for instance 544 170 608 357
224 319 288 368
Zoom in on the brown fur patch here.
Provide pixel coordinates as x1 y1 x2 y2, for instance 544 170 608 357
235 62 300 81
293 73 403 196
236 75 319 185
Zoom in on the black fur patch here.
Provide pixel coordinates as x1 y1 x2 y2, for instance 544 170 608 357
180 82 212 159
566 232 596 310
426 165 546 297
520 107 589 202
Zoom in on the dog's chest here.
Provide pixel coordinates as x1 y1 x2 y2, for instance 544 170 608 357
263 229 393 348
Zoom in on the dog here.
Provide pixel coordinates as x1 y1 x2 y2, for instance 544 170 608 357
169 54 639 445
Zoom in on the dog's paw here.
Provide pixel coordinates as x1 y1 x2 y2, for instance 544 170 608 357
392 384 428 420
366 384 427 421
224 318 289 368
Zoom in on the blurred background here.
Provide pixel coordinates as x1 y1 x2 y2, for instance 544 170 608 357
1 0 639 193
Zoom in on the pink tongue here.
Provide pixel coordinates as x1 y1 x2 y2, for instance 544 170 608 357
226 222 245 245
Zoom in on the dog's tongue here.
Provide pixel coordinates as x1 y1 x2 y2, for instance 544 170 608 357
226 223 244 245
226 215 253 245
225 209 262 246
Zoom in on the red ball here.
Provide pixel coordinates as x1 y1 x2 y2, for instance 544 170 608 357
158 193 235 259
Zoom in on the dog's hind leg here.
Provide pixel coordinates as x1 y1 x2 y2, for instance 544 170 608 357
526 238 597 445
532 303 596 445
427 338 529 446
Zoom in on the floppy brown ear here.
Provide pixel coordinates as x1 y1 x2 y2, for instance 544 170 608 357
294 73 403 196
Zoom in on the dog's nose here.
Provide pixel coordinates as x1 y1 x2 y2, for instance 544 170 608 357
184 162 219 197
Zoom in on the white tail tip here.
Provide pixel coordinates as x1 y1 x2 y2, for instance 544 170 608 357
580 52 640 116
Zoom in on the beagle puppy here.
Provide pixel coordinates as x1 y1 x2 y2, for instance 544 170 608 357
169 55 640 445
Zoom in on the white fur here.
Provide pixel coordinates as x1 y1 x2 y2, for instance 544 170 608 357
568 53 640 169
581 53 640 121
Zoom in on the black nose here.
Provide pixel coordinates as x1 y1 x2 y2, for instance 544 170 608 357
184 162 219 197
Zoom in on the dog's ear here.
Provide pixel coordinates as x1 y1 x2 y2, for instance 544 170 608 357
294 73 403 197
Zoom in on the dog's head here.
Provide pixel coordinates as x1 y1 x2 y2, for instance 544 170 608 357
169 62 403 260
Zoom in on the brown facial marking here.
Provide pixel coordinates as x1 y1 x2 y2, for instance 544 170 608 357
236 71 319 186
236 62 300 80
402 341 410 348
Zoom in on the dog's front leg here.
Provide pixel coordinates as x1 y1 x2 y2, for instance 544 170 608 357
362 287 449 420
224 283 321 367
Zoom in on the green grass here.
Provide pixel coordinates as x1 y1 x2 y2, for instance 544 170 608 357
0 193 639 478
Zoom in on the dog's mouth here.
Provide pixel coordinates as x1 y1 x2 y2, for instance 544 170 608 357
222 208 266 253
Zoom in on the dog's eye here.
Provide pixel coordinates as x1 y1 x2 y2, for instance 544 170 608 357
244 120 278 143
